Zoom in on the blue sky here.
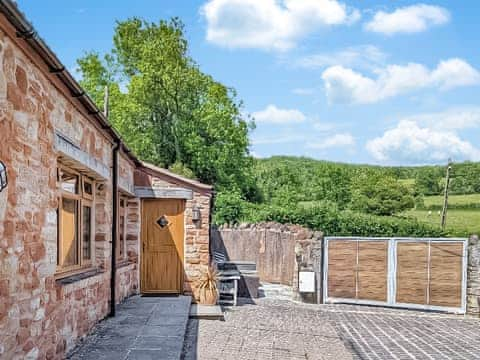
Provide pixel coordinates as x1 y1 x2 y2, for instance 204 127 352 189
17 0 480 165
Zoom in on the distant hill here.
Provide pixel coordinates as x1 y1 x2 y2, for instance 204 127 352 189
253 156 480 206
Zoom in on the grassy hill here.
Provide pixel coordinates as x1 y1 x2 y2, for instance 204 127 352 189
252 156 480 236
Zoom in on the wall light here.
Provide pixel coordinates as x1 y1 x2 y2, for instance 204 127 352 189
0 161 7 192
192 205 201 222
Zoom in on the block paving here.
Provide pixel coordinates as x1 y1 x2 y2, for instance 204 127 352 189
183 296 480 360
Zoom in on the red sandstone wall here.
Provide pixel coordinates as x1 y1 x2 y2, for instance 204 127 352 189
0 20 140 359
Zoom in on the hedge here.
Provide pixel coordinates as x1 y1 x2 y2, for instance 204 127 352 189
214 197 448 237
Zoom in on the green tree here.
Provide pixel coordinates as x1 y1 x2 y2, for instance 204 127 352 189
415 168 442 195
350 173 415 216
77 18 256 198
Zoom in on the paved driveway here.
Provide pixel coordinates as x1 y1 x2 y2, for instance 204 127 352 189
182 298 480 360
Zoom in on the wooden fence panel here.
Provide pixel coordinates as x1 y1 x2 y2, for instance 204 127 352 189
325 237 467 313
327 240 357 299
358 241 388 302
429 242 463 308
396 242 429 305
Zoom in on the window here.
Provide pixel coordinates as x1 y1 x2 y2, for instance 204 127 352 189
57 166 95 275
117 196 128 261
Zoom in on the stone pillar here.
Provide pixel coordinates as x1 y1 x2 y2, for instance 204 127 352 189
293 231 323 304
467 235 480 316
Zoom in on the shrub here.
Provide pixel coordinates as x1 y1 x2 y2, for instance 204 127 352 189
212 191 247 225
214 198 446 237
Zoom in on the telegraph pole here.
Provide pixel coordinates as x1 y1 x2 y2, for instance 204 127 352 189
104 85 109 118
440 160 452 230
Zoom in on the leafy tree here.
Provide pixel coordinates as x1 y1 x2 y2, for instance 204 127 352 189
415 168 442 195
77 18 256 198
350 173 415 216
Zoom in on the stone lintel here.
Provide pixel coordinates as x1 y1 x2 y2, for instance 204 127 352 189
135 186 193 200
54 132 110 180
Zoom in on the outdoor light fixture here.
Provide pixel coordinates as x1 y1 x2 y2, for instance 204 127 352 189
0 161 7 192
192 205 201 222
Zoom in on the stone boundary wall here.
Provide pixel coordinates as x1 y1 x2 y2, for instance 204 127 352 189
211 224 480 314
467 235 480 316
211 223 323 294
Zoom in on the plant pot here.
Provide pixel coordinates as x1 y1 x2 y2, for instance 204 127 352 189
198 287 218 305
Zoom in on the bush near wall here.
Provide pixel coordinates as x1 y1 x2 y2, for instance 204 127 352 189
214 197 447 237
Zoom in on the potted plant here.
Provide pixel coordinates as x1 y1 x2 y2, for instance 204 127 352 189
197 266 218 305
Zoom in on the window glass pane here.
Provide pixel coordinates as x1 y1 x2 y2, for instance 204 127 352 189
61 197 78 267
82 206 92 261
61 171 78 194
83 180 93 197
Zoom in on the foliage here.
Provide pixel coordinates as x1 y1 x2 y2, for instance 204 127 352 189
168 161 195 179
218 156 479 236
350 173 415 216
213 191 247 225
254 157 352 208
77 17 256 199
415 167 443 195
214 200 446 237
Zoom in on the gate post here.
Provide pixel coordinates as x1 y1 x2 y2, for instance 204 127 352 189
467 235 480 316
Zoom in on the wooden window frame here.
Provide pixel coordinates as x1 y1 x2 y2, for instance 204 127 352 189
56 165 96 278
82 177 94 201
117 194 129 262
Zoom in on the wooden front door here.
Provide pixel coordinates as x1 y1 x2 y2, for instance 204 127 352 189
141 199 185 294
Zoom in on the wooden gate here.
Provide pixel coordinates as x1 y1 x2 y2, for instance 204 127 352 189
141 199 185 294
324 237 468 313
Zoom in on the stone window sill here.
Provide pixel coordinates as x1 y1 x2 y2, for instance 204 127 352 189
56 268 103 286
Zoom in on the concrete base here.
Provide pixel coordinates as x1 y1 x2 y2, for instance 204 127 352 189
189 304 225 320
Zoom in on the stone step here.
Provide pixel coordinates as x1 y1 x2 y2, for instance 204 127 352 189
189 304 225 320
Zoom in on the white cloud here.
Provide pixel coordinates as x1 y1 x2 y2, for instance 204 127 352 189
297 45 387 70
365 4 450 35
252 105 306 124
251 134 305 145
307 133 355 150
322 58 480 104
201 0 360 50
402 107 480 131
367 118 480 164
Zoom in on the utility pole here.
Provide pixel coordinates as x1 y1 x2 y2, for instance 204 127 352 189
440 160 452 230
103 85 109 118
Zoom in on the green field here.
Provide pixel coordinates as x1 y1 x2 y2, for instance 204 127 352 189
404 209 479 236
405 194 480 236
422 193 480 207
301 194 480 236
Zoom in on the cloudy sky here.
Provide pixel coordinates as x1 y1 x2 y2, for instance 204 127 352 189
19 0 480 165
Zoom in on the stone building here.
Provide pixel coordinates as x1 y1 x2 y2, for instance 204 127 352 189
0 1 213 359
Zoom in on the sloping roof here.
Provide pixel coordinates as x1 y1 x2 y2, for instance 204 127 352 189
0 0 214 193
139 162 213 191
0 0 140 166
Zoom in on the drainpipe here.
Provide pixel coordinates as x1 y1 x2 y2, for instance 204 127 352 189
110 139 120 317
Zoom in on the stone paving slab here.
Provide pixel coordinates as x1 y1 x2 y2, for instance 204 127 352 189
68 295 191 360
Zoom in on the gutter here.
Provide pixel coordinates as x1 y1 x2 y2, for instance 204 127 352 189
110 139 120 317
0 0 141 167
